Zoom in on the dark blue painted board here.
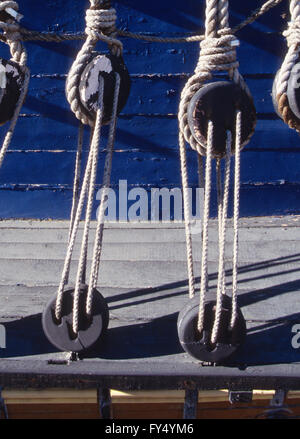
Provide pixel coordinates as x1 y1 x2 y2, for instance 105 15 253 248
2 141 300 186
19 76 285 116
2 184 300 219
0 0 298 218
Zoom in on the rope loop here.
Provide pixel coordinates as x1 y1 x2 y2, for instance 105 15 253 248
66 1 123 126
178 0 249 157
274 0 300 132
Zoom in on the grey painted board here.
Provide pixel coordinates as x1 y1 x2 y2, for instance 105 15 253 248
0 218 299 370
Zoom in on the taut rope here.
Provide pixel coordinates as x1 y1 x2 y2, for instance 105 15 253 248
178 0 255 347
55 0 122 336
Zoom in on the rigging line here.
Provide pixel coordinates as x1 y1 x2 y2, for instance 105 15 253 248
55 116 97 320
0 0 284 44
72 77 105 335
68 122 84 246
211 131 231 344
86 72 121 315
197 121 213 333
179 130 196 299
231 110 242 329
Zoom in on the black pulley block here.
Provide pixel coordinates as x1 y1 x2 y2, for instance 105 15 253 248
187 81 256 158
177 292 246 363
42 284 109 353
0 58 25 126
78 53 131 125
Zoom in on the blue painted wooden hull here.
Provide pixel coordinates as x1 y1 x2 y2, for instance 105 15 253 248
0 0 298 219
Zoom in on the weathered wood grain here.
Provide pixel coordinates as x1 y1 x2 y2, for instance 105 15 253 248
0 0 296 218
0 218 299 368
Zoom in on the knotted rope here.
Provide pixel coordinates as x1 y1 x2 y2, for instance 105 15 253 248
66 0 122 127
179 0 250 345
55 1 121 336
276 0 300 132
0 0 30 168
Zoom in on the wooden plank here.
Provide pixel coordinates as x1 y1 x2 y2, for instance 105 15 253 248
2 147 300 189
1 257 300 289
23 76 284 116
5 398 300 419
1 240 300 263
2 388 97 404
5 388 300 405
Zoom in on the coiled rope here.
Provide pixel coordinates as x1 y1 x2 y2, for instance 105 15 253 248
55 0 121 335
0 1 30 169
178 0 253 344
275 0 300 132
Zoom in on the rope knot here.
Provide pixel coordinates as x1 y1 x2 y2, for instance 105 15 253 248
196 32 239 74
0 1 21 35
85 7 117 40
283 20 300 48
0 1 26 66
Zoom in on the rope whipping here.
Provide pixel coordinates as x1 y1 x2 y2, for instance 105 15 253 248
55 0 121 335
275 0 300 132
0 1 30 169
178 0 253 344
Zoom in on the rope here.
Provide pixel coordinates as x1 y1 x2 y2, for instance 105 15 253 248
68 123 84 246
0 0 29 170
178 0 252 345
72 77 105 334
197 121 213 331
275 0 300 132
211 131 231 343
55 1 122 335
86 73 120 315
179 130 196 299
178 0 248 158
0 0 284 44
65 0 122 127
230 110 242 329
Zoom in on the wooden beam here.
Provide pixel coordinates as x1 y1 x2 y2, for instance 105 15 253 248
3 388 300 405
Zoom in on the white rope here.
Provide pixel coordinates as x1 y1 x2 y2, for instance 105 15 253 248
277 0 300 97
86 72 121 315
230 110 242 329
216 159 226 296
179 131 196 299
55 122 97 320
211 131 231 344
197 121 213 332
72 78 105 334
66 0 122 127
55 0 123 328
68 123 84 245
178 0 251 346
